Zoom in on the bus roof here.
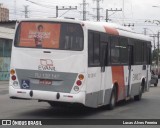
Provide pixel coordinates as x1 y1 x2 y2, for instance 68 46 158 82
18 18 151 42
83 21 151 42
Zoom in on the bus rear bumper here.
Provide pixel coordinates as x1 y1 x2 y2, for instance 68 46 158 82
9 86 85 104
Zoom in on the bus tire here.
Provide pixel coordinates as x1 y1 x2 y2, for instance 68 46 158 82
108 87 117 110
134 85 143 101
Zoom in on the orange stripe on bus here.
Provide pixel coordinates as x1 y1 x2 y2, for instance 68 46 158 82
104 26 119 35
111 66 125 99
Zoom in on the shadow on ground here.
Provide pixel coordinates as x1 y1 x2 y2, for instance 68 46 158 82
16 98 142 119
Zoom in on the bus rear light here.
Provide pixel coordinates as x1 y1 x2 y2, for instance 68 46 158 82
13 81 18 87
76 80 82 86
74 86 79 91
78 74 84 80
10 69 15 75
11 75 16 81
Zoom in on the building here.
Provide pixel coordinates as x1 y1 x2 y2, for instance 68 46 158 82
0 4 9 22
0 4 15 80
0 26 14 80
0 20 16 29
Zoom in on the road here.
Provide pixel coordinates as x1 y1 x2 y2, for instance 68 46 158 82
0 81 160 128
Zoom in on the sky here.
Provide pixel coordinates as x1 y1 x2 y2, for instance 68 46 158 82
1 0 160 40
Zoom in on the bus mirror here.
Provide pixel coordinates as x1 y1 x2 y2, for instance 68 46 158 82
100 33 108 43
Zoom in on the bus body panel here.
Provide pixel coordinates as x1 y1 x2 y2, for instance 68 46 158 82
9 86 86 104
9 19 151 108
85 65 151 108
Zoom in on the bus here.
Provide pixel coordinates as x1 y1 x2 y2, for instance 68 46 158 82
9 18 152 109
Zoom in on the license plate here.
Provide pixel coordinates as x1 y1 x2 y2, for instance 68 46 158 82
39 80 52 85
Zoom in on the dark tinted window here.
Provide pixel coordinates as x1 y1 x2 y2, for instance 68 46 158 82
134 40 143 64
143 42 147 64
110 36 120 64
88 31 100 66
119 37 128 64
60 23 83 51
110 36 129 65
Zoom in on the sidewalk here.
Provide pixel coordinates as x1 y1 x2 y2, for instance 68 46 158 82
0 81 9 85
0 81 9 90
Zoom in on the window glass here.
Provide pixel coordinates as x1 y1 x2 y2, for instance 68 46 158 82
134 40 143 64
88 31 100 66
93 33 100 64
143 42 147 64
119 37 128 64
15 22 83 51
110 37 120 64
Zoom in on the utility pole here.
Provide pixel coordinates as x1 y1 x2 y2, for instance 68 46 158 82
143 28 147 35
106 8 122 22
14 0 17 19
80 0 89 21
93 0 103 21
157 32 159 67
122 0 125 24
23 5 29 18
56 6 77 18
150 34 157 51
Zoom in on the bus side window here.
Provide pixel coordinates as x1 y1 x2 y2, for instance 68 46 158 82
119 37 129 64
110 36 120 64
88 31 100 67
147 42 152 65
143 42 147 64
134 40 143 65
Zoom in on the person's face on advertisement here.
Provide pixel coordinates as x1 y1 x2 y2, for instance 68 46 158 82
38 25 43 32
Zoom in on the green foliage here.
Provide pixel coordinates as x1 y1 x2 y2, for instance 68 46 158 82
152 49 160 64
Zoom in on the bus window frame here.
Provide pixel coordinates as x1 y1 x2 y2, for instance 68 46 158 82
14 21 84 51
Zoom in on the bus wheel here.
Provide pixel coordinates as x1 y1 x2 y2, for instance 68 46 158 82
134 85 143 101
108 87 116 110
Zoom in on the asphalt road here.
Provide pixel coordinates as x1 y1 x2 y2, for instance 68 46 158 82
0 81 160 128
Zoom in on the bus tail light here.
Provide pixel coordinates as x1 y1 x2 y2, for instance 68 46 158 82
78 74 84 80
11 75 16 81
74 86 79 91
76 80 82 86
10 69 15 75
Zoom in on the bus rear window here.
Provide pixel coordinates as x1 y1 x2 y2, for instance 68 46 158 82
15 22 84 51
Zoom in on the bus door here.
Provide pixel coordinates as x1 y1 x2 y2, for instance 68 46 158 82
98 36 108 105
127 45 134 97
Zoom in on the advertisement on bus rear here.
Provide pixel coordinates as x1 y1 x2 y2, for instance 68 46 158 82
19 22 61 48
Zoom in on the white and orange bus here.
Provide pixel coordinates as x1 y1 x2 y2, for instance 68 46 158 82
9 18 152 109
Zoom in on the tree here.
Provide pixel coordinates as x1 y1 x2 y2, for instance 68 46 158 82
152 48 160 65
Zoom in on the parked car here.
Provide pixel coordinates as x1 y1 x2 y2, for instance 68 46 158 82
150 70 158 87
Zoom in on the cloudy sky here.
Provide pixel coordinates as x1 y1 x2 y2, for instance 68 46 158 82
1 0 160 36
